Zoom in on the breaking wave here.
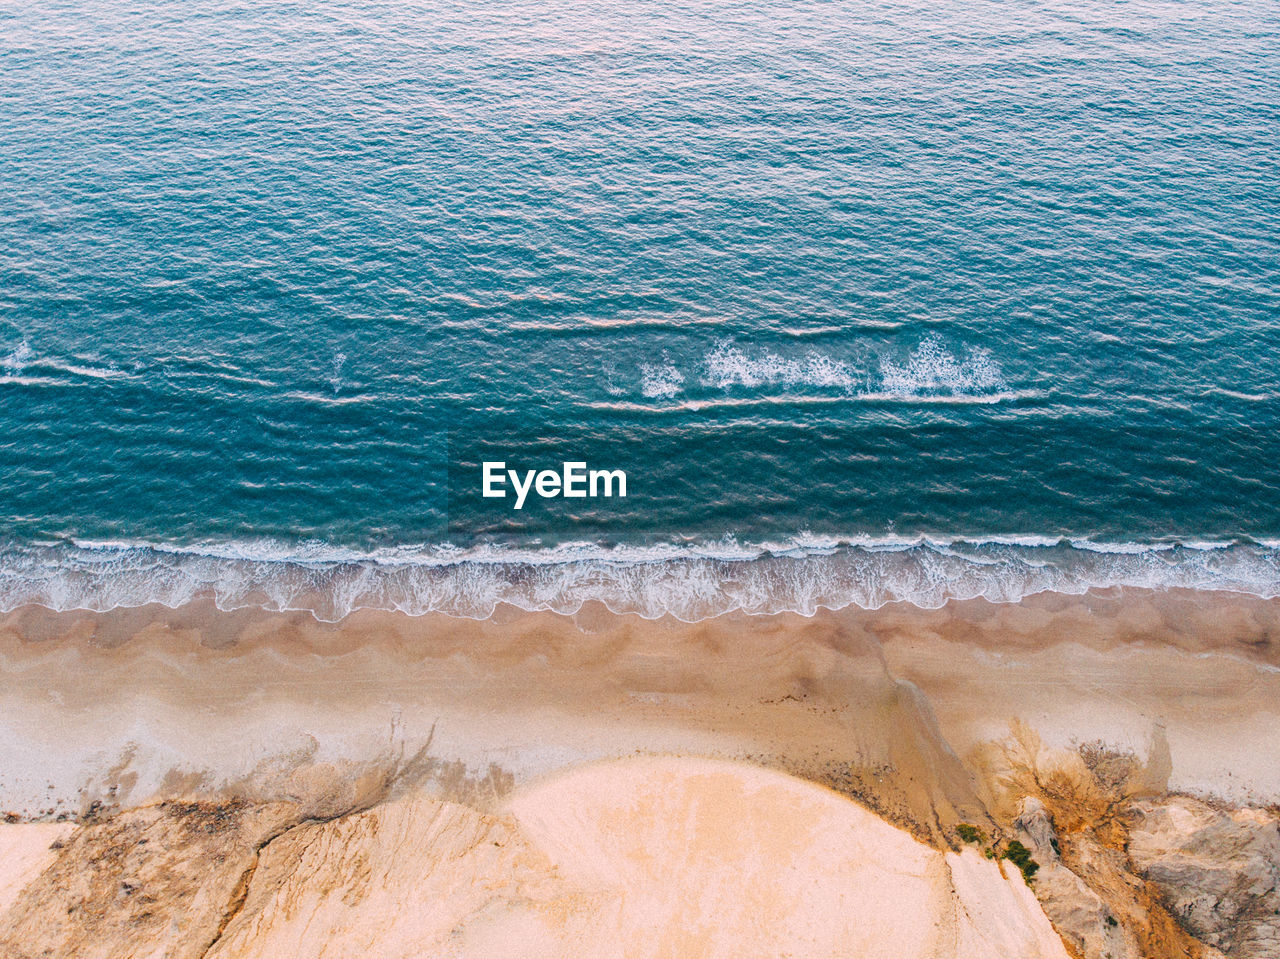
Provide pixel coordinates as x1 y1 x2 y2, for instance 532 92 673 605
702 342 861 391
619 337 1007 402
879 336 1005 396
0 341 132 385
639 360 685 398
2 536 1277 623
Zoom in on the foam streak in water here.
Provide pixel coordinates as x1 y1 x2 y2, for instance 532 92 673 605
640 360 685 398
702 342 861 392
624 338 1010 402
879 337 1005 397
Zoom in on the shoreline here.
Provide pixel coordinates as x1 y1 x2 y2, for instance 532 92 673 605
2 585 1277 821
5 538 1280 622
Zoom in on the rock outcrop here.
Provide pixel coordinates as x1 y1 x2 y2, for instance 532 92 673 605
982 723 1232 959
1127 796 1280 958
7 750 1275 959
1015 797 1139 959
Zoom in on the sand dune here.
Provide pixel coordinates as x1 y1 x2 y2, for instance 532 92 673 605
204 758 1068 959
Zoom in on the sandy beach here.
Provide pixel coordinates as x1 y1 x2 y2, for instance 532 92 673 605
2 587 1278 818
1 588 1278 957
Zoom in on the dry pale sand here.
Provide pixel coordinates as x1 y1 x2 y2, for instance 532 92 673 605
202 757 1069 959
0 824 73 914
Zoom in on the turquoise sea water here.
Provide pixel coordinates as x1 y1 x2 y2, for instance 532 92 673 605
2 0 1279 619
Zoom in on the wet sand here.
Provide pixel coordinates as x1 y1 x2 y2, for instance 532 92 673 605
1 586 1277 825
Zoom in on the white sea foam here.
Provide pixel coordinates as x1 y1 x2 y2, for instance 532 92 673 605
3 340 32 370
639 360 685 398
329 352 347 394
0 375 63 387
879 336 1005 396
2 537 1278 623
54 362 129 380
0 342 130 383
625 337 1012 404
602 361 627 396
702 341 861 392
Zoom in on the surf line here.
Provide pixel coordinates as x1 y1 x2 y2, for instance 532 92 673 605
482 461 627 510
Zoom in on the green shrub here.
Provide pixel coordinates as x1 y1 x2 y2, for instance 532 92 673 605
1002 839 1040 883
956 823 985 845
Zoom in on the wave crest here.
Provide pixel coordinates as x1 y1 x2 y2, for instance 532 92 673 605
617 337 1009 403
702 342 860 391
1 537 1277 623
879 336 1005 396
0 341 130 384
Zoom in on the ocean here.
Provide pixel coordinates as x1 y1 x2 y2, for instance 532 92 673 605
2 0 1278 620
